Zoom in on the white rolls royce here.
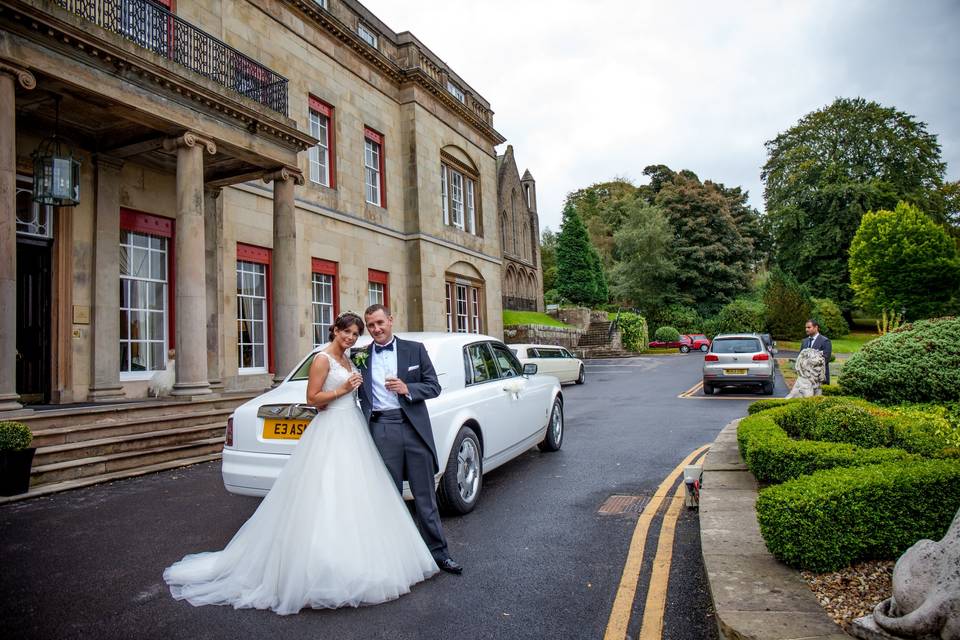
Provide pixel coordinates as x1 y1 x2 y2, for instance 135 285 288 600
510 344 586 385
221 333 564 514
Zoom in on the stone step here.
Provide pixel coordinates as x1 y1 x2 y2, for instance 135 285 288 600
34 422 227 466
30 407 234 447
0 453 222 505
17 392 258 432
31 437 225 486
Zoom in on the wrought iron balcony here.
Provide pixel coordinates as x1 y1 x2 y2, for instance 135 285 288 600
55 0 289 116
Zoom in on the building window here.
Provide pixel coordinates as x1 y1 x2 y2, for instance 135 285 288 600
368 268 389 307
364 127 385 207
237 244 272 374
119 211 173 377
15 175 53 239
441 161 478 234
313 0 328 9
308 97 334 188
446 80 465 103
357 23 378 48
312 258 338 346
445 275 484 334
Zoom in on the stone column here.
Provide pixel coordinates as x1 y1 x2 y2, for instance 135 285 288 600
0 63 36 412
163 133 217 397
88 155 126 401
204 187 224 392
263 168 304 385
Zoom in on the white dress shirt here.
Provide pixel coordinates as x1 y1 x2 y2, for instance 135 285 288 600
808 333 821 349
370 338 401 411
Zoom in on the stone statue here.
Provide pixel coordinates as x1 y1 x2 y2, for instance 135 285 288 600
852 508 960 639
785 347 825 399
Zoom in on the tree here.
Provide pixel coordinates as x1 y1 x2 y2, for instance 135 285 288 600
762 97 947 313
653 172 753 314
763 268 813 340
556 203 606 306
609 203 678 313
848 202 960 320
540 227 558 300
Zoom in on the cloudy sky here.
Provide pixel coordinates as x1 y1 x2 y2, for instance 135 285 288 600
365 0 960 232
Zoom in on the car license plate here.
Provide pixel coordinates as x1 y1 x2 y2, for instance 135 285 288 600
262 419 310 440
724 368 748 375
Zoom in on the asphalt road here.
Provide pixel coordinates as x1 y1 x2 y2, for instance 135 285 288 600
0 354 786 640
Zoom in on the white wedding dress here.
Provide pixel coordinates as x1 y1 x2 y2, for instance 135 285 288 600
163 352 439 614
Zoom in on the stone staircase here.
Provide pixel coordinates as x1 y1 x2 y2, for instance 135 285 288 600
575 319 637 359
1 393 259 503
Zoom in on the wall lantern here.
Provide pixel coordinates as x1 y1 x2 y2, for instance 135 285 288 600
31 97 81 207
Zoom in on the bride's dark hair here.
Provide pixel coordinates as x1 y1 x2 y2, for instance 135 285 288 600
328 312 364 342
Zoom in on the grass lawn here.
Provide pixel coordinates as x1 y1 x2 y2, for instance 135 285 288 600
503 310 572 328
778 331 878 354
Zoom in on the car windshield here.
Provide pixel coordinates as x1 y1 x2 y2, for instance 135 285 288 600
712 338 762 354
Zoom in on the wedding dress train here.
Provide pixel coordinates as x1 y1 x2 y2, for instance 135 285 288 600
163 352 438 614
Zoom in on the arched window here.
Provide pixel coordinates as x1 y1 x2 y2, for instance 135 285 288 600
445 261 485 334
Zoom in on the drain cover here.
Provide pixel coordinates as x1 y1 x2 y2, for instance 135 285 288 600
598 494 650 515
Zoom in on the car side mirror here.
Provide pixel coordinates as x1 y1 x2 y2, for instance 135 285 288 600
522 363 538 376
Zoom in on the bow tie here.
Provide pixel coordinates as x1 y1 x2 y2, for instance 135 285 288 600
374 341 395 353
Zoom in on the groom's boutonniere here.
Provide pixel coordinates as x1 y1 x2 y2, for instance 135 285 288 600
351 350 369 369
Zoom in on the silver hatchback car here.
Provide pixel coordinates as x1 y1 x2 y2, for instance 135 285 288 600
702 333 775 395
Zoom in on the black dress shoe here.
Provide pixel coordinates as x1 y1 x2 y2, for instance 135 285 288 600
437 557 463 575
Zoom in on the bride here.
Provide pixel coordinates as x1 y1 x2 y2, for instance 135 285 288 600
163 312 439 615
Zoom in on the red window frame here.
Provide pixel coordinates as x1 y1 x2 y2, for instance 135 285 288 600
236 243 274 374
308 96 336 188
120 209 176 350
311 258 339 342
363 126 387 208
368 268 389 309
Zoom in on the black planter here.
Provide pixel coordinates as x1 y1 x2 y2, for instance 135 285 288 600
0 448 36 496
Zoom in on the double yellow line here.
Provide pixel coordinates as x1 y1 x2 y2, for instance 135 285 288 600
677 381 704 398
604 445 710 640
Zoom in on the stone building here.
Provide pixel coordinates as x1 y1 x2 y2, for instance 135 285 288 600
497 145 543 312
0 0 507 410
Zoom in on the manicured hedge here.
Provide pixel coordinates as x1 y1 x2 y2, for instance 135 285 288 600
737 411 915 484
840 317 960 404
757 460 960 571
654 326 681 342
0 421 31 451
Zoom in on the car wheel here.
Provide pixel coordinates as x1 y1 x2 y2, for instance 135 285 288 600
700 344 709 352
703 382 714 395
762 381 775 395
538 398 564 452
576 365 585 385
437 426 483 516
680 344 690 353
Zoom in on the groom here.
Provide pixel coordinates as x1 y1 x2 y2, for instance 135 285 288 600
359 304 462 575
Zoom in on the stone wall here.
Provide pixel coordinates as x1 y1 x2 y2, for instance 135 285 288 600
553 307 594 332
502 325 583 349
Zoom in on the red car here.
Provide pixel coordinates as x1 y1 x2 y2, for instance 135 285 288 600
648 334 712 353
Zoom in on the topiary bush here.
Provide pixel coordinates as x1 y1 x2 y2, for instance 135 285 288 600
653 326 681 342
757 460 960 571
810 403 887 448
747 398 797 415
840 317 960 404
0 421 32 451
812 297 849 338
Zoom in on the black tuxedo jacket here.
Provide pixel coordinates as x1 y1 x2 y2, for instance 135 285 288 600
358 337 442 471
801 334 832 384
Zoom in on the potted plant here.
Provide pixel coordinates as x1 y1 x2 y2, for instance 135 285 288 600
0 421 35 496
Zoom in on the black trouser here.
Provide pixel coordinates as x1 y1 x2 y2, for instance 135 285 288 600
370 410 449 560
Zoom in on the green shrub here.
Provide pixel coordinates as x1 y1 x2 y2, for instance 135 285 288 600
811 404 887 448
883 409 960 458
737 411 914 484
821 384 843 396
763 268 814 340
757 460 960 571
840 317 960 404
747 398 797 415
0 421 32 451
704 298 766 336
812 298 849 338
650 304 703 335
653 326 681 342
615 312 649 352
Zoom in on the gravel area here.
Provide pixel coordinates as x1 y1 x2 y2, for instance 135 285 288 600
801 560 894 630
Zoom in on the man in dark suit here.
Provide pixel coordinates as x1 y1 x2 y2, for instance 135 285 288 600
359 304 462 575
802 319 833 384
